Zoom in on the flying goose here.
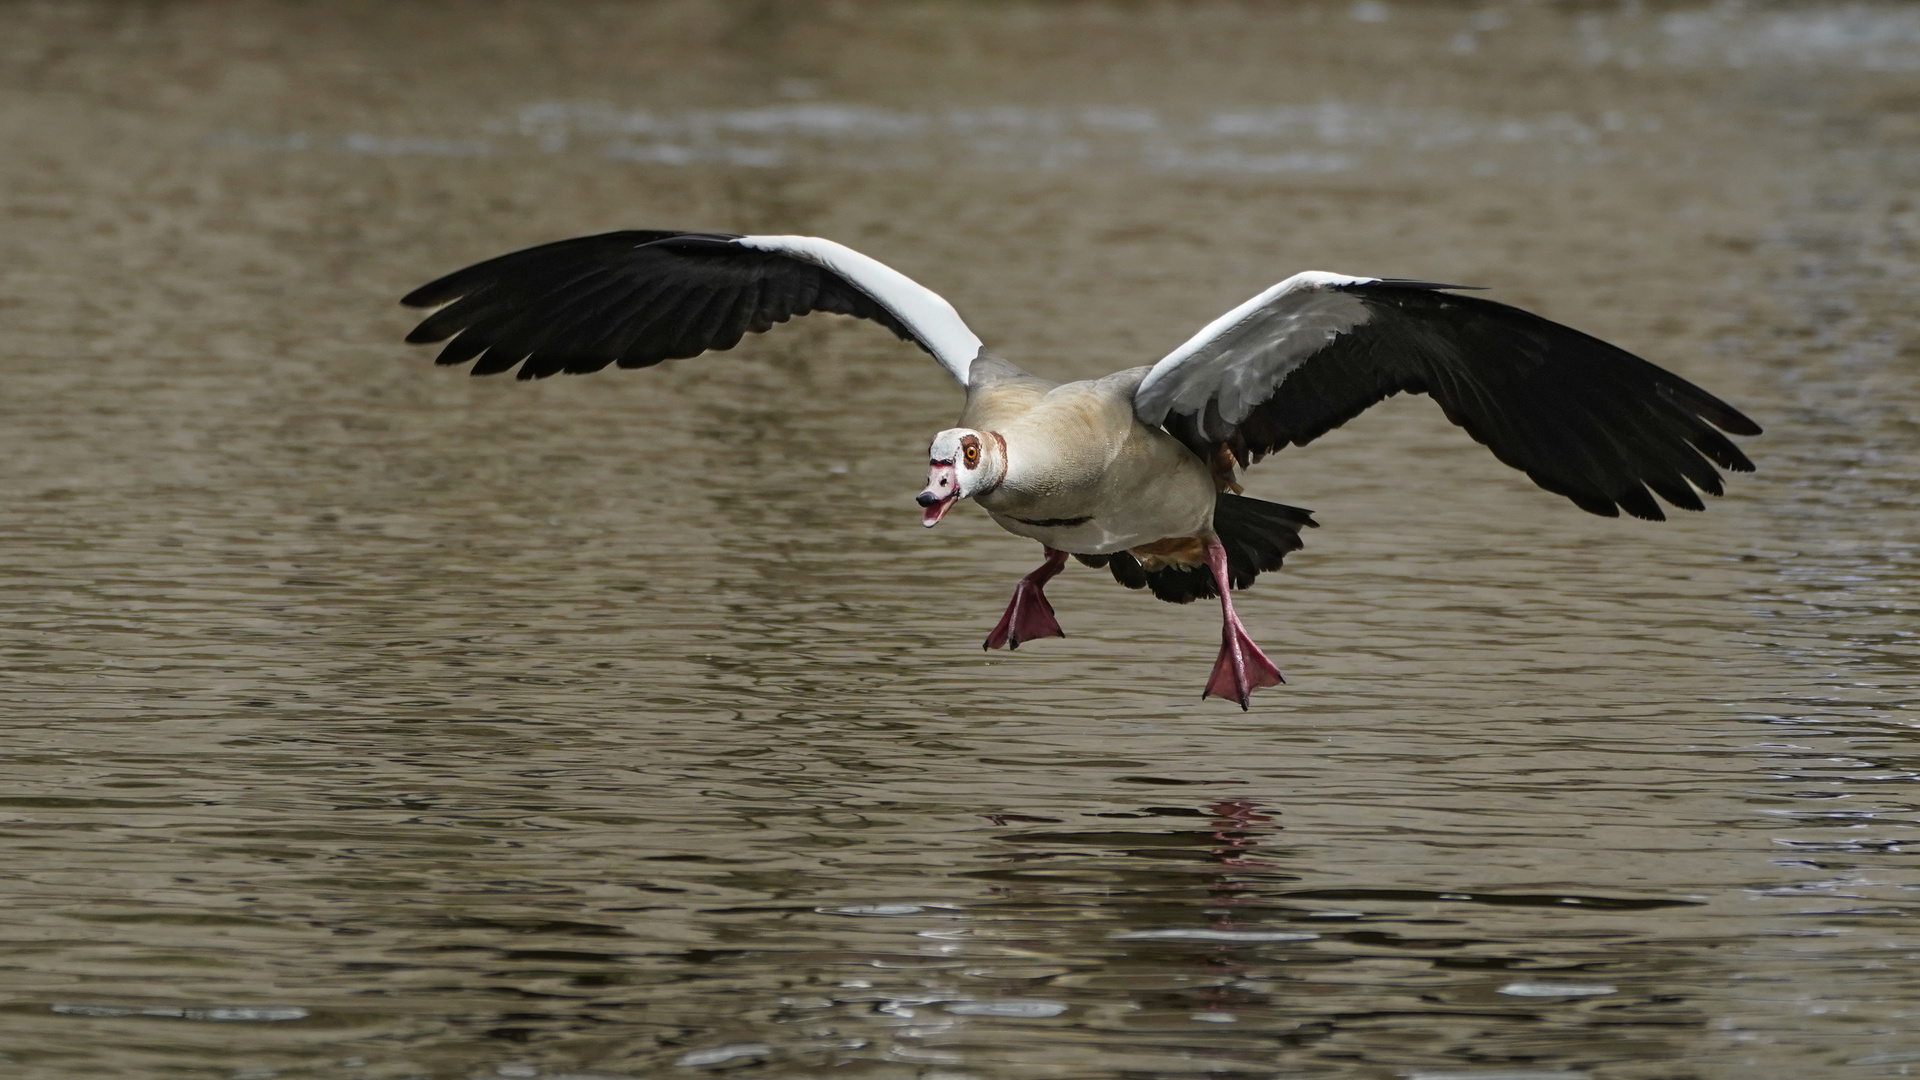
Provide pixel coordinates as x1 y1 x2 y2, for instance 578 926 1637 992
399 231 1760 708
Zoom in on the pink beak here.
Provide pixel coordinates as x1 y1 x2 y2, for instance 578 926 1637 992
917 462 959 527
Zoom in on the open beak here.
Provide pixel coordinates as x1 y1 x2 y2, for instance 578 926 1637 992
917 462 960 527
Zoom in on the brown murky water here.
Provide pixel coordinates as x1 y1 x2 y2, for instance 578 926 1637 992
3 2 1919 1077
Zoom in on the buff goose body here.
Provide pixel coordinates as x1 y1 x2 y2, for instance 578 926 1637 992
399 231 1761 708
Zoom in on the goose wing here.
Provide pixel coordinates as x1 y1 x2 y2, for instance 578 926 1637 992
400 231 985 384
1133 273 1761 520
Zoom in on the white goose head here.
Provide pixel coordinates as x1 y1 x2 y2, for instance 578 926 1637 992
917 427 1006 526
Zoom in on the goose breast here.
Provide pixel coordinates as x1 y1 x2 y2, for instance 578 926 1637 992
975 374 1215 555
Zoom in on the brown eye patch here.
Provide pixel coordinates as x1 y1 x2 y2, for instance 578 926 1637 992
960 433 981 468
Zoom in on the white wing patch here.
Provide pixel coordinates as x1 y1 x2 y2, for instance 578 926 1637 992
734 235 985 385
1134 271 1377 426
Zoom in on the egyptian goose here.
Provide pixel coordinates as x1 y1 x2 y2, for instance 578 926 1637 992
399 232 1760 708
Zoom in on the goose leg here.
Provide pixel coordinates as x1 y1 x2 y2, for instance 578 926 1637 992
1201 535 1284 709
984 547 1068 650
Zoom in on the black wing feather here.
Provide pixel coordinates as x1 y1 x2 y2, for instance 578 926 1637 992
1155 283 1760 521
400 231 930 379
399 230 686 309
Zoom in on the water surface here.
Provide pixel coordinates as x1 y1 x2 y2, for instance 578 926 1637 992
3 2 1919 1077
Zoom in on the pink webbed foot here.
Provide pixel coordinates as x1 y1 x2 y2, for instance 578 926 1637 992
983 585 1062 650
1199 534 1286 709
1202 617 1285 709
985 548 1068 651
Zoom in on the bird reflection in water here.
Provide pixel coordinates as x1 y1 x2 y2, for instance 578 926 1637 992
974 793 1303 1025
1189 799 1282 1024
977 793 1298 921
1201 797 1274 869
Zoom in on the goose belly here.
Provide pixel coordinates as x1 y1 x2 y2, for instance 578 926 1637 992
986 500 1209 555
981 441 1216 555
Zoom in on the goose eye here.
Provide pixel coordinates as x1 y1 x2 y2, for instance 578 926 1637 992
964 444 979 466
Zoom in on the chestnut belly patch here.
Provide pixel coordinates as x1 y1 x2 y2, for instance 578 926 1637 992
1130 534 1207 570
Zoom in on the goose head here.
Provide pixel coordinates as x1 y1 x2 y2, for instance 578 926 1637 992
918 428 1005 526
